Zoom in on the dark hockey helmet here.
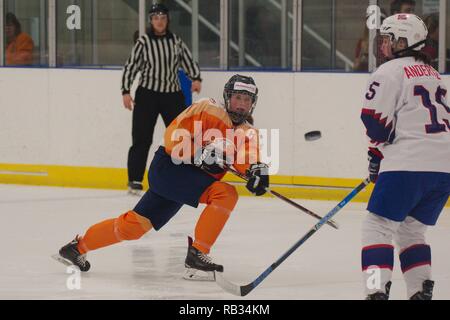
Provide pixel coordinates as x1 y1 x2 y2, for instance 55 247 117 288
223 74 258 125
149 3 169 17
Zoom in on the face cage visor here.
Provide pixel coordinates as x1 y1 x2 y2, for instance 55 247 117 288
374 31 425 67
224 90 257 125
374 32 395 67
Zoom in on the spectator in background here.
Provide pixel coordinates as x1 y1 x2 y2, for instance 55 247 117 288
5 12 34 66
354 9 387 71
422 13 439 69
421 13 450 71
354 26 370 71
421 13 439 69
390 0 415 15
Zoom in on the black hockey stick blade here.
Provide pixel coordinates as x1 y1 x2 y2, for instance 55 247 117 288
215 272 253 296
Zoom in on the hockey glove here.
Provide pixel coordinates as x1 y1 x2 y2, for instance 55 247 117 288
368 150 382 183
246 163 270 196
194 142 227 175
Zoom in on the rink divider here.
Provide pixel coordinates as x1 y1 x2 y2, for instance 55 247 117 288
0 163 449 206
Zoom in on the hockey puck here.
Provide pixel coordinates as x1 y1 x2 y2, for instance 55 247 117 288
304 131 322 141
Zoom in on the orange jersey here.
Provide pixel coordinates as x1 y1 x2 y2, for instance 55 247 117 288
164 98 260 179
6 32 34 66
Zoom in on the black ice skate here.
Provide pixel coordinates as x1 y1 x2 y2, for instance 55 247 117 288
366 281 392 300
128 181 143 196
52 236 91 272
410 280 434 300
183 237 223 281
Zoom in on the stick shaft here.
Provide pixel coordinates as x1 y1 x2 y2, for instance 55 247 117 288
215 178 371 296
243 178 370 295
267 189 339 229
227 166 339 229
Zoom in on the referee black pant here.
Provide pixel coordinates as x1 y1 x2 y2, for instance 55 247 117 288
128 86 185 183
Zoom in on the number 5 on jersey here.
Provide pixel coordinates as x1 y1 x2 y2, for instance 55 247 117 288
366 82 380 100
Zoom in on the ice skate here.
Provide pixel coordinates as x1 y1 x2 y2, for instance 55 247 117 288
366 281 391 300
410 280 434 300
52 236 91 272
183 237 223 281
128 181 143 196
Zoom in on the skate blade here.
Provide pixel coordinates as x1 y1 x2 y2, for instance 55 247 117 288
128 189 143 196
183 268 216 281
51 254 74 267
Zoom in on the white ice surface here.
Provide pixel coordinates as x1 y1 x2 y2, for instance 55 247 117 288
0 184 449 300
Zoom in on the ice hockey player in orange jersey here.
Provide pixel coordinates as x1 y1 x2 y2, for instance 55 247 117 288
54 74 269 281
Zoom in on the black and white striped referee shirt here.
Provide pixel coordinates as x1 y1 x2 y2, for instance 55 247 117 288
121 31 201 94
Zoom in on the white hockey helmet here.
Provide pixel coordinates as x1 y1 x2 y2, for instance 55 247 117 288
379 13 428 52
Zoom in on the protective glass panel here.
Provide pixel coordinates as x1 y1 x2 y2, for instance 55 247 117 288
228 0 293 70
56 0 139 67
302 0 368 72
147 0 220 69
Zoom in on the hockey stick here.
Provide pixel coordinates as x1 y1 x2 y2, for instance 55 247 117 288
226 166 339 230
215 177 371 296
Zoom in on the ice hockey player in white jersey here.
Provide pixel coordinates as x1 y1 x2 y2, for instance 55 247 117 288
360 13 450 300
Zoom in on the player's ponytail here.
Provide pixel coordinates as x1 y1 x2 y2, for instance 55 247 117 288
408 50 432 66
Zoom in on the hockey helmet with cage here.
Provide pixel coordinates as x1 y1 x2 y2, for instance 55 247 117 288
376 13 428 65
223 74 258 125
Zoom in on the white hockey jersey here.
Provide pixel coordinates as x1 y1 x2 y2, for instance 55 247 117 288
361 56 450 173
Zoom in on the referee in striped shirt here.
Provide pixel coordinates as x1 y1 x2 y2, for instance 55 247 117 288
121 3 202 194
